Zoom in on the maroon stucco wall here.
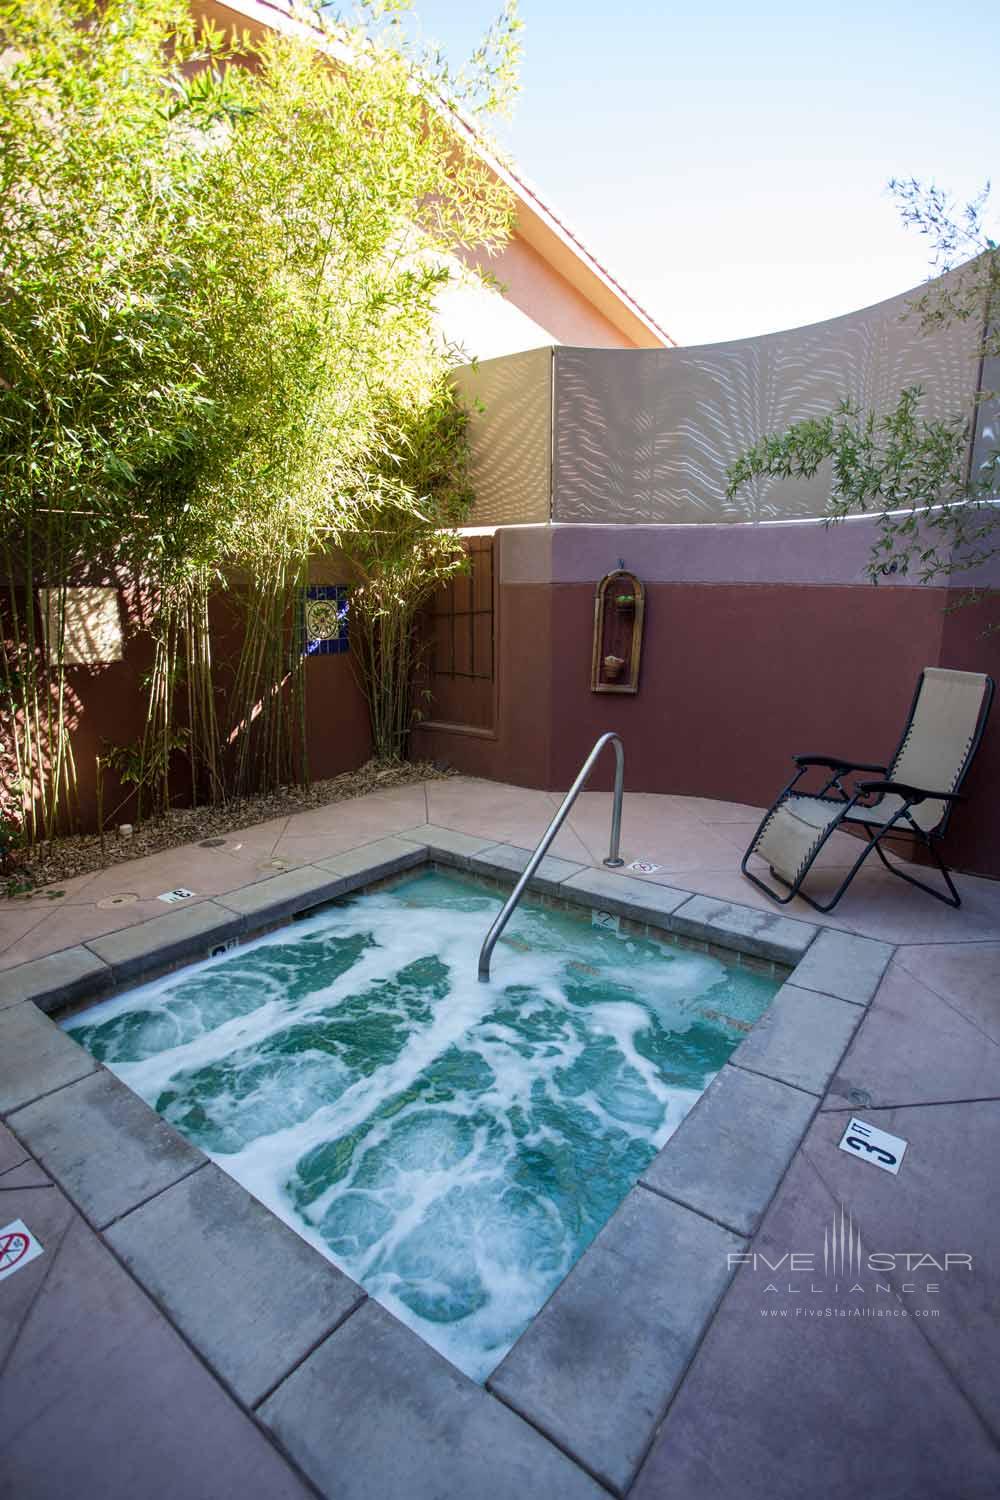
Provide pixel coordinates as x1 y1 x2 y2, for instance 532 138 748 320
302 652 372 783
33 592 372 834
412 524 1000 878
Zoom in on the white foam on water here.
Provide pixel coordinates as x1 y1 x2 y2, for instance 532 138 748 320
65 872 774 1382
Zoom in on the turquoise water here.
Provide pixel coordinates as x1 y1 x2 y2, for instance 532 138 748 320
65 871 776 1381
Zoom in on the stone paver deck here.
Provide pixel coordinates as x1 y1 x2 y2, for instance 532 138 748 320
1 775 999 1498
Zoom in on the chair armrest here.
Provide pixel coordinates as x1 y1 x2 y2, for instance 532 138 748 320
793 755 887 773
856 780 965 805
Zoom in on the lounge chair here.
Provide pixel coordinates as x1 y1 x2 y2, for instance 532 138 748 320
741 667 995 913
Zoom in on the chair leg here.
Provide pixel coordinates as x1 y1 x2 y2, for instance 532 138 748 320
864 828 962 908
740 808 874 912
768 836 885 915
739 859 802 905
743 785 966 914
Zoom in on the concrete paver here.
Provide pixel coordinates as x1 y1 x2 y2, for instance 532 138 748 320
1 775 997 1499
790 928 894 1006
489 1189 744 1494
821 955 1000 1109
730 982 864 1096
106 1163 364 1408
261 1300 607 1500
641 1063 818 1236
9 1070 205 1229
629 1148 1000 1500
0 1003 98 1114
802 1100 1000 1439
0 1169 313 1499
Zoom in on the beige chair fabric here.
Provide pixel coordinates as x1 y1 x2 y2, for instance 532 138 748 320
752 668 989 885
754 801 836 886
888 668 989 830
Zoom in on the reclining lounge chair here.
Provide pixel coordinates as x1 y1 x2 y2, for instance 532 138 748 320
741 667 995 913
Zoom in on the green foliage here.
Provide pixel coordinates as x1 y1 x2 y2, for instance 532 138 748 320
0 816 21 873
104 726 190 824
726 387 998 584
335 378 476 759
0 0 518 838
726 179 1000 621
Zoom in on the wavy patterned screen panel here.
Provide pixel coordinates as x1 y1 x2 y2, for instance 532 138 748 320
452 347 553 527
552 273 984 524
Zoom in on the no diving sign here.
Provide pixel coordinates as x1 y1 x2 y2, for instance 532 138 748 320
0 1220 44 1282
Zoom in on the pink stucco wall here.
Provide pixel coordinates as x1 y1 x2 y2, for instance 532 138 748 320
460 237 641 350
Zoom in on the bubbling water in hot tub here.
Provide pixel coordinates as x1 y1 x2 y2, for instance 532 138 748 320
66 871 776 1381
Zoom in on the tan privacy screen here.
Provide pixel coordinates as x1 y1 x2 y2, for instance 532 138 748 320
453 347 552 528
552 275 982 524
452 270 982 527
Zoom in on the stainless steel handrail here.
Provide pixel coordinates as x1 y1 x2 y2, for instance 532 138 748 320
477 732 625 982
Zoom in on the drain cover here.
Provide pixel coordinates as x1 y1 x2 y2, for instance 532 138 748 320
97 893 139 910
199 837 227 848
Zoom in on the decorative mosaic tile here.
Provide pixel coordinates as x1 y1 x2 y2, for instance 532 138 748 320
300 584 349 656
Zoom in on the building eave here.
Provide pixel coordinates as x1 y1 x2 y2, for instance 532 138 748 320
194 0 675 349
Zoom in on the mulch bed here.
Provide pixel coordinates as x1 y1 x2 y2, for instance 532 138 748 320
3 759 455 896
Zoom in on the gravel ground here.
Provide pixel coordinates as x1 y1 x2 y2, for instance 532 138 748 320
3 759 456 895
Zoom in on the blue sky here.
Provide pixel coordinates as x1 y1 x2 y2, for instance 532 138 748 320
406 0 996 345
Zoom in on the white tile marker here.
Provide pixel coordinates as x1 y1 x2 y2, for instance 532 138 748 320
838 1117 907 1175
0 1219 44 1282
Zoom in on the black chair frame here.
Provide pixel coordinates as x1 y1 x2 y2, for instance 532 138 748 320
740 672 995 914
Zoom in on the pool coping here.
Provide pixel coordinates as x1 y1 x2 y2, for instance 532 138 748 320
0 829 895 1499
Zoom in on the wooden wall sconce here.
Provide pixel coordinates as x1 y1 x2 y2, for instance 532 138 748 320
591 570 645 693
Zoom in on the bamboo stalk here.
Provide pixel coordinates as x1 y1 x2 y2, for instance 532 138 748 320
96 754 106 861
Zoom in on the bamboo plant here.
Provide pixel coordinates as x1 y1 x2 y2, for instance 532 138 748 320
0 0 519 845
